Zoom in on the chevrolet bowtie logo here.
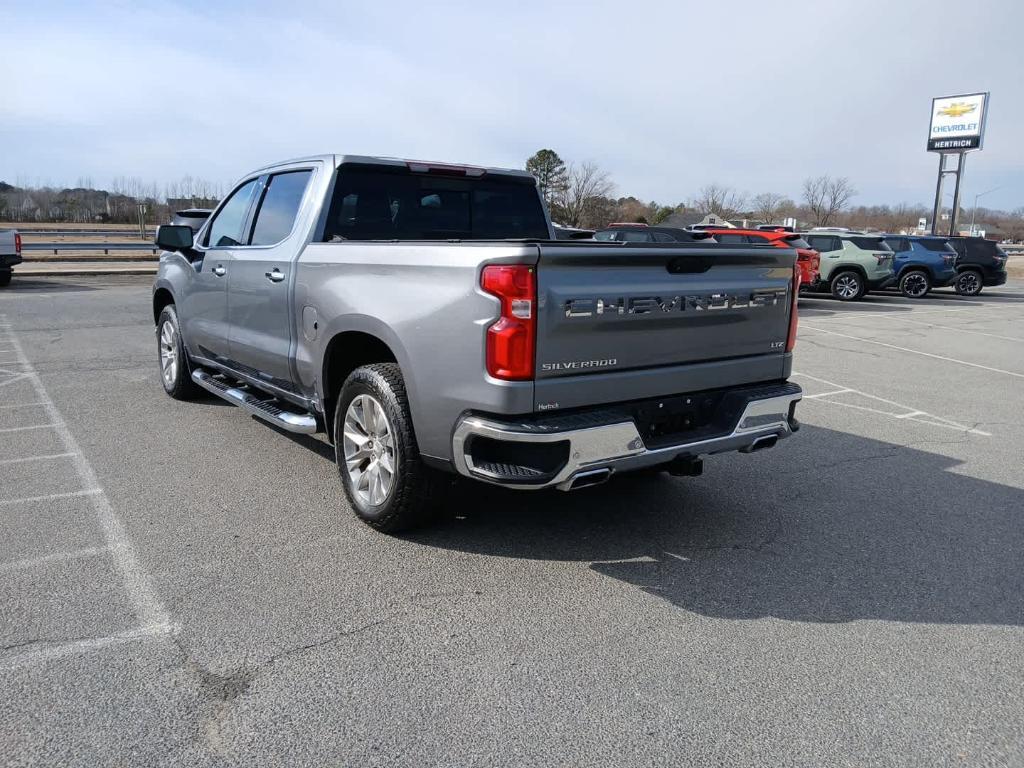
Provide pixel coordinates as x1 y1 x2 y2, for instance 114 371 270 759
938 102 977 118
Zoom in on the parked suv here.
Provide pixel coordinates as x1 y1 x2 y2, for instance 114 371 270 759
706 229 820 288
593 225 713 243
803 229 895 301
881 235 957 298
946 236 1009 295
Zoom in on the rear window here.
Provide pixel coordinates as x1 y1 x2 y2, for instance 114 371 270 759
968 239 1006 256
919 239 957 253
784 236 811 249
850 236 892 251
594 231 616 241
323 166 548 241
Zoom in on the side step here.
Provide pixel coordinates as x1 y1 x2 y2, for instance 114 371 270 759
191 370 317 434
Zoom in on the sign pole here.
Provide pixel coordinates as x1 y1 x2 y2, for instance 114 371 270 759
948 152 966 237
930 154 946 236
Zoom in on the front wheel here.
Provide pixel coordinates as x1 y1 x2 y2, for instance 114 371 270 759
156 305 200 400
334 363 445 533
830 270 865 301
954 269 983 296
899 270 931 299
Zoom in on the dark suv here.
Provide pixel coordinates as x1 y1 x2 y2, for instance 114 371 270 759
946 237 1009 295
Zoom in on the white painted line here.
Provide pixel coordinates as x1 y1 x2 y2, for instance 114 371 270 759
806 311 1024 342
0 489 103 507
0 318 172 634
0 546 109 574
802 388 852 399
800 325 1024 380
0 423 57 434
791 371 991 436
0 374 30 388
0 452 77 466
0 623 177 670
0 401 47 410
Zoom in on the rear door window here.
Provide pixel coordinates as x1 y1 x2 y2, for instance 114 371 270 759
885 237 909 252
594 231 617 241
205 179 259 248
620 230 652 242
919 238 957 253
249 170 313 246
652 231 677 243
851 236 891 251
806 235 839 252
324 166 548 240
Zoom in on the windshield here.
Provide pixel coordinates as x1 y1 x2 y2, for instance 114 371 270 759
851 236 892 252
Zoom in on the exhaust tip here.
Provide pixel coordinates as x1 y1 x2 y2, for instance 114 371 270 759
742 435 779 453
567 468 612 490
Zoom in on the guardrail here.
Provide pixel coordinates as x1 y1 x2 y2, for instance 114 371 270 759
23 242 158 255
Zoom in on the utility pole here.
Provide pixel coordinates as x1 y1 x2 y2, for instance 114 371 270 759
970 186 1000 236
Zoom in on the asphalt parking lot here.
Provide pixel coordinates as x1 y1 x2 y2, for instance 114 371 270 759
1 276 1023 767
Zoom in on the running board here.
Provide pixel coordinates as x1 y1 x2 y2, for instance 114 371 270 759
191 370 318 434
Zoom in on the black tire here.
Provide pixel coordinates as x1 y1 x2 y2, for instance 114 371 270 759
899 269 931 299
334 363 445 533
830 270 865 301
0 270 11 287
156 305 200 400
954 269 983 296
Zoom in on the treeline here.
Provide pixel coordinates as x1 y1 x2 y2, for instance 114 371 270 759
526 149 1024 239
0 177 224 224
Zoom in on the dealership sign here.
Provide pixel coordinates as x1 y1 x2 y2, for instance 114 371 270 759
927 93 989 152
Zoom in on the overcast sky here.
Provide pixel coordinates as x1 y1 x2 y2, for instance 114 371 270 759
2 0 1021 211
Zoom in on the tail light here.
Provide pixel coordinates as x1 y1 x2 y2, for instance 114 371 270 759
481 264 536 380
875 252 891 265
943 254 956 265
14 233 21 256
786 263 799 352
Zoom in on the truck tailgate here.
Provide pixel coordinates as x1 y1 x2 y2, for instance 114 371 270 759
533 243 796 409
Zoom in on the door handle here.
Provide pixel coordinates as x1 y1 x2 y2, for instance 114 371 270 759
212 264 226 276
265 268 286 283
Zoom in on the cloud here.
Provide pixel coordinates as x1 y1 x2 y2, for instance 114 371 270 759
1 0 1021 209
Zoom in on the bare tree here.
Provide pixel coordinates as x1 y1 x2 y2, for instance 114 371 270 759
555 161 615 228
802 175 856 226
752 192 792 225
691 184 747 220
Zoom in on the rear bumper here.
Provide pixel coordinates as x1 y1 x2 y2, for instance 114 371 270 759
0 253 22 270
867 275 896 291
452 381 802 490
985 271 1008 287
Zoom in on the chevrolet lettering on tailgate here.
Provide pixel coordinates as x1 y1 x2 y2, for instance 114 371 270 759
563 289 789 318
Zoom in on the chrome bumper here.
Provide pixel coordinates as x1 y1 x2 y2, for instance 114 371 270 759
452 387 802 491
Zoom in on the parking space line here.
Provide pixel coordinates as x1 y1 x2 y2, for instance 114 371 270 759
0 625 177 671
0 452 77 466
0 401 48 410
0 489 103 507
824 315 1024 343
800 325 1024 379
791 371 991 436
0 316 173 641
0 423 58 434
803 388 852 399
0 374 30 388
0 546 109 574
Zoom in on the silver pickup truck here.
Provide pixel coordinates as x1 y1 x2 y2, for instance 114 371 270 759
0 228 21 286
153 155 802 531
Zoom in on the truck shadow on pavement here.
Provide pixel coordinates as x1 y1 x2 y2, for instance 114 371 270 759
414 424 1024 627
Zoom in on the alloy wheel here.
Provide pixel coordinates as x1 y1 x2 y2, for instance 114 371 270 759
159 320 178 386
835 275 860 299
957 272 981 295
903 273 928 298
343 394 396 506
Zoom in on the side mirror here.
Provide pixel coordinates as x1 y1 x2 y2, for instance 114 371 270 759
155 224 194 251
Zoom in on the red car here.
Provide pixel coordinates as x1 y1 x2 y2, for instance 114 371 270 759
706 228 821 287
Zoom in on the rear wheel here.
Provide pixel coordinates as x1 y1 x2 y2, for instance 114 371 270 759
830 270 865 301
954 269 983 296
334 363 445 533
0 270 11 287
899 269 931 299
156 305 200 400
